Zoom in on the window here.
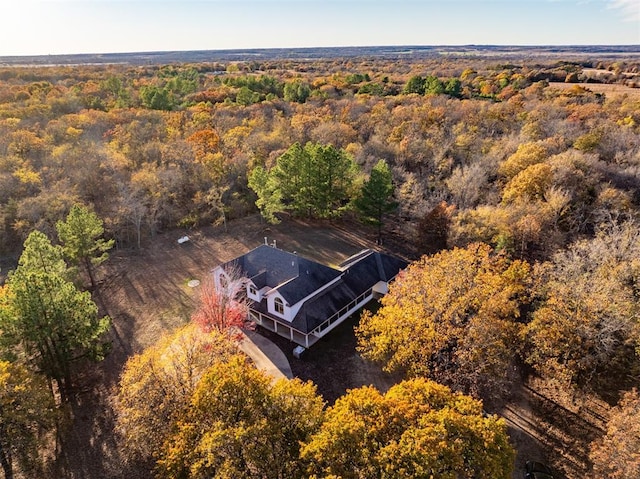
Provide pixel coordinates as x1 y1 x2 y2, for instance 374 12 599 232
248 284 257 296
274 297 284 314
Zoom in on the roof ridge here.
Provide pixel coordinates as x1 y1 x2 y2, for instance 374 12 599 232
373 251 386 281
339 249 374 270
266 274 299 297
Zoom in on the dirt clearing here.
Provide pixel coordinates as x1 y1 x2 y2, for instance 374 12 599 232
56 215 413 478
28 214 605 479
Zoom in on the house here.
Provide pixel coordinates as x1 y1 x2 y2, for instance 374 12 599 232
212 242 407 349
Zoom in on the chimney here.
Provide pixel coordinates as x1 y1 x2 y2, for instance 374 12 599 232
264 236 268 245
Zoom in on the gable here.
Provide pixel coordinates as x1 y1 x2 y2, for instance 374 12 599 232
276 257 341 305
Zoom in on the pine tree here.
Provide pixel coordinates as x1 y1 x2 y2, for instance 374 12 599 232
354 159 397 244
56 204 114 289
1 231 110 402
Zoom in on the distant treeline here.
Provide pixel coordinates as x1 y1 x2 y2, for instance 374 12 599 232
0 55 638 262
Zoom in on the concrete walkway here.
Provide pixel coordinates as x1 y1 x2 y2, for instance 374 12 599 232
237 329 293 381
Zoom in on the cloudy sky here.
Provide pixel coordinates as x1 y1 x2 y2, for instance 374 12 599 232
1 0 638 56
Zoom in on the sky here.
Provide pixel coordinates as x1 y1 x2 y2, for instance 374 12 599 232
0 0 638 57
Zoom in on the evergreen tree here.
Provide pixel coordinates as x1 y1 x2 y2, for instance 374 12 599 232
402 75 426 94
424 75 445 95
0 231 110 402
283 79 310 103
271 142 312 217
354 159 397 243
56 204 114 289
249 142 358 221
445 77 462 97
248 166 283 224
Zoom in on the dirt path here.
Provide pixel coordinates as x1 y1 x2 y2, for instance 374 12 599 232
500 375 611 479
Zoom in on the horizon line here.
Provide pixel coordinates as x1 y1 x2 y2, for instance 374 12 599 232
1 43 639 60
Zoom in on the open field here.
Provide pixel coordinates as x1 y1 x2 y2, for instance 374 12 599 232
2 45 638 66
99 214 416 355
549 81 640 98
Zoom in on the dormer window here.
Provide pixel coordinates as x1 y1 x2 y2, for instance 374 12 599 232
248 284 257 296
274 297 284 314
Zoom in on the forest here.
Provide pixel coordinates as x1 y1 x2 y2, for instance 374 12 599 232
0 49 639 478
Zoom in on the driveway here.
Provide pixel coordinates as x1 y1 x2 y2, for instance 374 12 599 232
238 328 293 380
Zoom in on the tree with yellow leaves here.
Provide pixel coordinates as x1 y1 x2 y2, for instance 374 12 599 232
356 243 531 399
501 163 553 204
590 389 640 478
302 378 514 479
114 325 237 463
498 141 548 180
524 222 640 391
157 355 324 479
0 360 57 479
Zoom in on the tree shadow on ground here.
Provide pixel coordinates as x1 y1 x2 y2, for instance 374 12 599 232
258 311 401 405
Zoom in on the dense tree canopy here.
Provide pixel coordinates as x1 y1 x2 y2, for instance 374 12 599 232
115 325 237 462
302 378 514 479
0 58 636 256
524 222 640 391
158 355 324 479
590 388 640 479
0 54 638 479
356 243 531 398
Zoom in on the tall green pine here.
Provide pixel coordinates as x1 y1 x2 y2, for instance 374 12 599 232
248 166 283 224
56 204 114 289
355 159 397 243
1 231 110 402
250 142 358 221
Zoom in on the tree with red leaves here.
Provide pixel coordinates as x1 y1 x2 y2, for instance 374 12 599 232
191 271 250 335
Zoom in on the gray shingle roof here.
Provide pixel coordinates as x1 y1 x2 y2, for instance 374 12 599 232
291 250 408 333
222 244 341 305
223 245 407 335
